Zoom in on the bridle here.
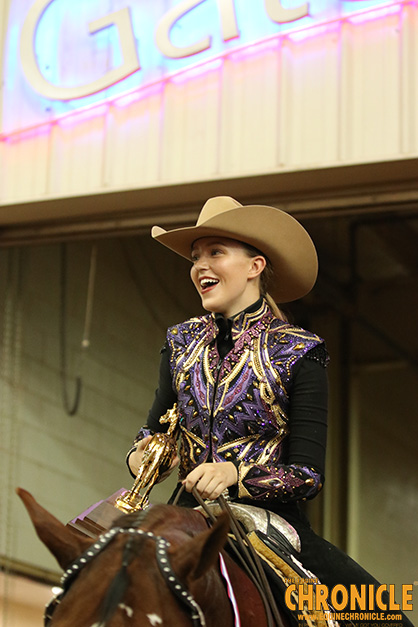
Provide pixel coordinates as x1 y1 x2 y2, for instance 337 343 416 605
44 524 207 627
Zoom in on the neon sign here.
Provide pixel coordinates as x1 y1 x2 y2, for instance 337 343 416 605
0 0 400 139
16 0 387 102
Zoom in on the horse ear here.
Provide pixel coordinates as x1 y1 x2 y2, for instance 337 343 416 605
172 511 230 581
16 487 93 570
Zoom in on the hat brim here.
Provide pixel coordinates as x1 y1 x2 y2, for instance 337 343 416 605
152 204 318 303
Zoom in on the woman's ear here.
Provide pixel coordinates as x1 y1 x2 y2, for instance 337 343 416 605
248 255 266 279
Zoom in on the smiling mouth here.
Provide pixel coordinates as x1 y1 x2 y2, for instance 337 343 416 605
200 278 219 292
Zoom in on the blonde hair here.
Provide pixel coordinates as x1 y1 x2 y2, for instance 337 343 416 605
264 293 287 321
241 243 287 321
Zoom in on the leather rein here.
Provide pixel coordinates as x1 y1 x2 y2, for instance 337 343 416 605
185 488 286 627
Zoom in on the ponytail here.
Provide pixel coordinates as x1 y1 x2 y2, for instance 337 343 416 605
240 241 288 322
264 293 288 321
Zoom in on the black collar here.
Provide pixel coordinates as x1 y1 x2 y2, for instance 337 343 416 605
214 297 263 333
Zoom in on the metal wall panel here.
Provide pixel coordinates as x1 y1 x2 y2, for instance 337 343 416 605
219 45 281 174
105 90 165 189
280 31 340 167
401 4 418 154
1 130 50 202
340 14 402 160
48 117 107 196
1 1 418 218
161 69 222 182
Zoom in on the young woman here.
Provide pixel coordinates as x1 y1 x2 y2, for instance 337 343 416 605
126 196 413 626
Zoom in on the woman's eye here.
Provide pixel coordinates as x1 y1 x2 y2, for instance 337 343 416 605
211 248 222 256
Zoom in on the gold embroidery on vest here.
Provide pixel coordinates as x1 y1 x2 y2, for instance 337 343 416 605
251 333 289 434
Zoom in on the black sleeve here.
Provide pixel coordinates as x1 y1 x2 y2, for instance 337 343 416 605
145 342 178 433
287 352 328 477
126 342 178 477
234 347 329 503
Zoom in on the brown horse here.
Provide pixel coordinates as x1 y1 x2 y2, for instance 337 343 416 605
17 488 290 627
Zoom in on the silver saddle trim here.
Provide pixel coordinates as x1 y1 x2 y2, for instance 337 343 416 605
196 501 301 553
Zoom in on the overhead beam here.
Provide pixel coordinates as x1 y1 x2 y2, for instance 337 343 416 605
1 158 418 246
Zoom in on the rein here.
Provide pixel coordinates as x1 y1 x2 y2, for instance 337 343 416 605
181 487 286 627
45 524 206 627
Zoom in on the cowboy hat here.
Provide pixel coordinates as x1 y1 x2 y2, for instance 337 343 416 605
151 196 318 303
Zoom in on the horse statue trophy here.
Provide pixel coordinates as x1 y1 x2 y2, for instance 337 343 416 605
114 404 179 513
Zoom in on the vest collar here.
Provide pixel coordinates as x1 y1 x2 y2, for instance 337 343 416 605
211 298 272 342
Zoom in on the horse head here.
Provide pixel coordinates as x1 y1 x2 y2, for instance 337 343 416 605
16 487 242 627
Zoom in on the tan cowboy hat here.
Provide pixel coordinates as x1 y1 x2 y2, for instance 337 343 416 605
152 196 318 303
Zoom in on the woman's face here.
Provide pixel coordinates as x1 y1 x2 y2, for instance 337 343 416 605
190 237 265 317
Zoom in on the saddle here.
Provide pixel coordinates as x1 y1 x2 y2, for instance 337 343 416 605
197 500 301 553
196 499 339 627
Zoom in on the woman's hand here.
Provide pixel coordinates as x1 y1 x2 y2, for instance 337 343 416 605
182 462 238 500
128 436 179 481
128 436 152 476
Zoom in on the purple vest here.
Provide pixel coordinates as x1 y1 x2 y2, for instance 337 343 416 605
167 300 325 481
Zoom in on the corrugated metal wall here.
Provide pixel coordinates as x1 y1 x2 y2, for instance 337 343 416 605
0 238 195 575
1 0 417 215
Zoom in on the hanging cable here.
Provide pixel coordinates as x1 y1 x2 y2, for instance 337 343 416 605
81 244 98 350
59 243 98 416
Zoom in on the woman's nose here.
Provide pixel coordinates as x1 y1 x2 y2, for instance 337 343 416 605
193 255 209 270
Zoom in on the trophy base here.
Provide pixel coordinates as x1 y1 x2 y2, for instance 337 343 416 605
114 493 150 514
67 488 129 539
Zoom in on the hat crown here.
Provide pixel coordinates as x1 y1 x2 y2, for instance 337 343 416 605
196 196 243 225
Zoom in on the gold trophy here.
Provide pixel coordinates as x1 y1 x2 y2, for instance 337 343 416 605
114 404 179 513
67 406 180 538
